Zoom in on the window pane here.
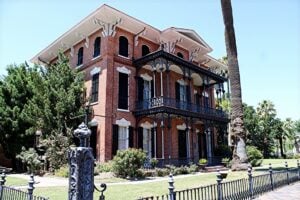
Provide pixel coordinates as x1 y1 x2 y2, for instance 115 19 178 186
118 73 128 109
94 37 101 57
91 73 99 102
119 36 128 57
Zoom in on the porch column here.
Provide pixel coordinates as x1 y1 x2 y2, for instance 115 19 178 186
166 68 170 98
186 128 190 159
206 128 212 164
168 115 172 160
154 123 157 159
161 120 165 159
160 69 163 97
153 69 156 98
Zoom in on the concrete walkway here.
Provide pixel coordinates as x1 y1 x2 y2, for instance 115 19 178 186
255 182 300 200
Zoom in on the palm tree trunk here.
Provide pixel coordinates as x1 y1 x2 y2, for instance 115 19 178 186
221 0 248 170
279 137 285 158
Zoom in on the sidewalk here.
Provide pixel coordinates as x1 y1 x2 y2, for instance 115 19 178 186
255 182 300 200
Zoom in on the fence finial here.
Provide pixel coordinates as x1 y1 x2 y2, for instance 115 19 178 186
216 170 223 200
168 173 175 200
28 174 35 200
0 170 6 186
285 161 289 185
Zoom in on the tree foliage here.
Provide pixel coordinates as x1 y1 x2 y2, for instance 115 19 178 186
0 52 85 170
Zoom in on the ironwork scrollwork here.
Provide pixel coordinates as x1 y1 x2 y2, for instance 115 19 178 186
94 183 107 200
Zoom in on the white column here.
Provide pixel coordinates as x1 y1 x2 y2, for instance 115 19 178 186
161 121 164 159
153 71 156 98
206 129 212 163
186 129 190 158
154 127 157 159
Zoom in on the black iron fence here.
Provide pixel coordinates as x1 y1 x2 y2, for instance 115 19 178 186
0 170 48 200
138 161 300 200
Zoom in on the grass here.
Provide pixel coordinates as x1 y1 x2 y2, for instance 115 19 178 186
22 159 300 199
5 176 28 186
34 171 259 200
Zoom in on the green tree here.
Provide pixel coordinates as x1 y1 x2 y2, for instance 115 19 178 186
221 0 248 170
0 63 41 162
271 118 285 157
282 118 298 154
256 100 276 157
243 103 260 146
25 52 85 170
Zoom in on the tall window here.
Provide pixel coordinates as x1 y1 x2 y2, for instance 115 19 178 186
112 125 133 155
91 73 99 102
118 126 128 150
142 45 150 56
93 37 101 57
177 52 184 59
118 73 129 109
143 128 152 158
119 36 128 57
77 47 83 66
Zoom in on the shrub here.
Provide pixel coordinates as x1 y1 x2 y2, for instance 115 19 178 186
156 168 170 177
188 164 198 174
246 146 263 167
16 147 42 173
55 165 69 177
96 161 113 173
293 154 300 159
214 144 232 157
112 148 146 178
150 158 159 168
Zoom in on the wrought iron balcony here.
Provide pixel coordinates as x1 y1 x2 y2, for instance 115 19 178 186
134 97 229 122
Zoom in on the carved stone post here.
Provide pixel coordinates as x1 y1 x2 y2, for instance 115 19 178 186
68 122 94 200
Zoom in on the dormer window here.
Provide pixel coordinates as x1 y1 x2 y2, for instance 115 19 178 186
93 37 101 57
177 52 184 59
119 36 128 57
77 47 83 66
142 45 150 56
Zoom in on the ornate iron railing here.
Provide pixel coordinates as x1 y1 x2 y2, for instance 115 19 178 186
138 161 300 200
0 172 48 200
135 97 228 120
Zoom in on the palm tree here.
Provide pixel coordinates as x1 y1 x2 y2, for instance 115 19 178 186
282 118 298 153
221 0 248 170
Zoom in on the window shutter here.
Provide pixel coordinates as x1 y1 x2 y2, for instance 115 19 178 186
138 127 143 149
151 80 154 98
151 128 155 158
186 85 191 103
129 126 134 148
178 130 187 158
175 82 180 100
118 73 128 109
112 125 119 156
137 77 144 101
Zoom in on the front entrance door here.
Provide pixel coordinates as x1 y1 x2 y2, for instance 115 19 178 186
198 132 207 159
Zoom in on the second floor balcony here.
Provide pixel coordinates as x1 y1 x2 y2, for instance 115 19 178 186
134 96 228 122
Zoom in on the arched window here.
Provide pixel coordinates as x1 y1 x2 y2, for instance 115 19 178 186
77 47 84 66
177 52 184 59
119 36 128 57
142 45 150 56
93 37 101 57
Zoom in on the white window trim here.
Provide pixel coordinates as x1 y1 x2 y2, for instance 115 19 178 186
140 73 152 81
116 118 131 127
140 121 156 129
177 79 187 86
117 108 130 112
92 55 101 61
117 66 131 74
177 123 187 130
90 67 101 76
118 54 131 60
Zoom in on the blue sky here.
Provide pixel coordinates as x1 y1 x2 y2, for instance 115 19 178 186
0 0 299 120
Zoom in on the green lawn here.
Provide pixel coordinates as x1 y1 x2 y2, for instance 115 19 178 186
34 171 256 200
5 176 28 186
26 159 300 199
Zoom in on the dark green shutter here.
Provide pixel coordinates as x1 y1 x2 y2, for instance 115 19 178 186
151 128 155 158
118 73 128 109
138 127 143 149
129 126 134 148
186 85 191 103
178 130 187 158
137 77 144 101
112 125 119 156
151 80 154 98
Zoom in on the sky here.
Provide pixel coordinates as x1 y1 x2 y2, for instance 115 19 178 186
0 0 299 120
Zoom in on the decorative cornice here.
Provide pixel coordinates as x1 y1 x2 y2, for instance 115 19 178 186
94 18 122 37
90 67 101 76
140 73 152 81
117 66 131 74
116 118 131 127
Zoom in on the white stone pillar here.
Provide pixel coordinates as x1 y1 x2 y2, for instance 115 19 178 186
161 121 164 159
